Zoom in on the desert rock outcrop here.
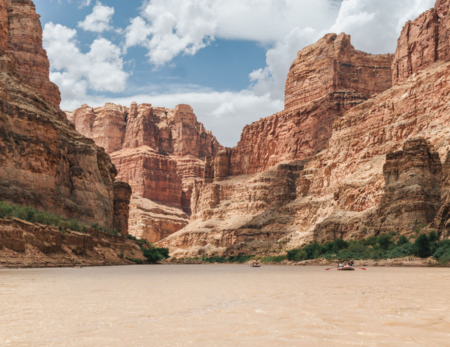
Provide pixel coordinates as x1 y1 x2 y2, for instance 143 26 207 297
0 0 129 231
68 103 222 242
0 218 145 267
392 0 450 85
206 34 393 177
160 0 450 257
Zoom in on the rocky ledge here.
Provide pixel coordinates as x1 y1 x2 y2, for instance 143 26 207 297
0 218 145 268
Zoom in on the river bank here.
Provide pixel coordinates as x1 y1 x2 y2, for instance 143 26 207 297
0 218 146 268
165 256 446 267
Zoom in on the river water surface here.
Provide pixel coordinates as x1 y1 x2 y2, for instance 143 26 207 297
1 265 449 346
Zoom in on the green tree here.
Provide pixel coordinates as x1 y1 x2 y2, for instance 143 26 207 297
414 234 431 258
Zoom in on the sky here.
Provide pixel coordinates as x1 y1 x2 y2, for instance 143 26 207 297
33 0 435 147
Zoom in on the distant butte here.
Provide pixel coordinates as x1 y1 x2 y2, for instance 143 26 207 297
67 103 222 242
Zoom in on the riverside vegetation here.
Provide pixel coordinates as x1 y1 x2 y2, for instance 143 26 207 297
286 232 450 263
180 231 450 265
0 201 169 264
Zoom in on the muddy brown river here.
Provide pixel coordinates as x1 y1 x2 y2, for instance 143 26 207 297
0 265 449 346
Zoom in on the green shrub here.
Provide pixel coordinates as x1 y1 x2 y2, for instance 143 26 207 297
126 257 144 264
397 235 409 246
333 239 349 253
361 236 377 247
414 234 431 258
287 249 308 261
428 231 439 243
433 240 450 261
228 255 253 263
387 243 415 258
378 235 393 250
143 247 170 263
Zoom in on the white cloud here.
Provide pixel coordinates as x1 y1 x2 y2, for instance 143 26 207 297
78 0 91 8
60 90 282 147
50 0 438 147
250 0 435 100
78 1 114 33
43 22 128 101
125 0 339 66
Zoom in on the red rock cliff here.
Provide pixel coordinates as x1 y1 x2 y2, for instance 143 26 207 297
392 0 450 85
159 1 450 257
205 34 393 178
0 0 127 231
1 0 60 108
68 102 222 242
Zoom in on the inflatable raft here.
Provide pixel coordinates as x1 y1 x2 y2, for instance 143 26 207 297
338 266 355 271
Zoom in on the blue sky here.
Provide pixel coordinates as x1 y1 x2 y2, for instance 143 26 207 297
34 0 434 147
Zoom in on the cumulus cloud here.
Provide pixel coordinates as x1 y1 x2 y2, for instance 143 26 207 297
78 1 114 33
125 0 339 66
250 0 435 100
43 23 128 101
49 0 437 147
78 0 91 8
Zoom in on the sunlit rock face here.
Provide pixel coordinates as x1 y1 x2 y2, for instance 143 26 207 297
0 0 125 230
202 33 393 178
159 1 450 257
67 102 222 242
392 0 450 85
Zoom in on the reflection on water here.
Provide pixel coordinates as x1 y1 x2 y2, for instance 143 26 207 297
0 265 450 346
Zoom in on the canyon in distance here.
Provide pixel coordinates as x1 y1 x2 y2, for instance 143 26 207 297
2 0 450 264
2 0 450 346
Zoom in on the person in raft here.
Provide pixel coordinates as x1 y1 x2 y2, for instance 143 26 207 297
339 262 343 268
348 260 354 267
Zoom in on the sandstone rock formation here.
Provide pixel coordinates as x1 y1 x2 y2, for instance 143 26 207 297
206 34 393 177
392 0 450 85
113 181 132 235
0 218 145 267
67 102 222 242
129 195 189 244
159 0 450 257
1 0 60 108
0 1 129 233
352 138 442 237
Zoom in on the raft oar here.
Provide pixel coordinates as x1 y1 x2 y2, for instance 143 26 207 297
325 267 338 270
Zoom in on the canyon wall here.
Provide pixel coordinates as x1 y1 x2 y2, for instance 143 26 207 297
159 0 450 257
68 103 222 242
0 1 131 237
392 0 450 84
205 33 393 178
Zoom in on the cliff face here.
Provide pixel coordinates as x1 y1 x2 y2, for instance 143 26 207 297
159 0 450 257
68 102 222 242
0 0 129 231
206 34 393 177
1 0 60 108
392 0 450 85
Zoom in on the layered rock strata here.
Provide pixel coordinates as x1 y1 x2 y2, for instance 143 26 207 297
207 34 393 177
129 195 189 244
68 103 222 242
1 0 60 108
0 0 127 231
160 0 450 256
0 218 145 268
392 0 450 85
113 181 132 235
